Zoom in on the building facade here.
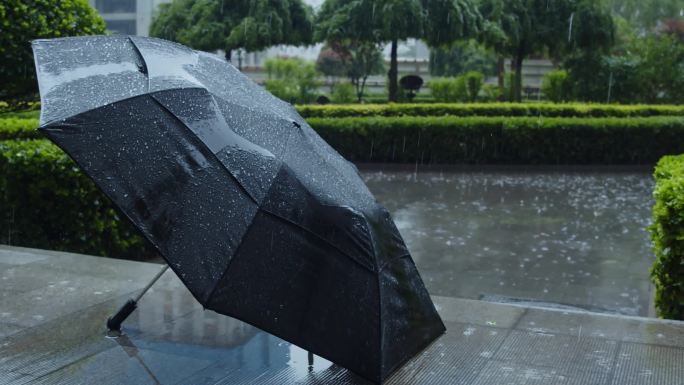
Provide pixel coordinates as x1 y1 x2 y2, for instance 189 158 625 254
88 0 169 36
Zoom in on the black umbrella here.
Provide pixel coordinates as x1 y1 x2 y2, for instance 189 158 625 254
32 36 445 384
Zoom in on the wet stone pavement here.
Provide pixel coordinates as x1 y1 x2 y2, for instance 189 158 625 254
1 245 684 385
363 166 655 316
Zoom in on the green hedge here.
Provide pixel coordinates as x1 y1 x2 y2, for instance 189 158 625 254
308 116 684 164
650 154 684 319
0 117 39 140
0 109 40 119
0 139 153 259
296 103 684 119
6 103 684 119
5 104 684 143
4 115 684 164
362 94 436 104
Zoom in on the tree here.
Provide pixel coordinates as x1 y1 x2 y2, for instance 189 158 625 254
541 69 571 103
263 57 319 104
315 39 384 102
316 45 351 92
429 40 496 77
479 0 614 102
150 0 314 64
566 34 684 104
344 42 386 102
604 0 684 32
0 0 106 103
563 0 684 103
316 0 481 102
661 18 684 42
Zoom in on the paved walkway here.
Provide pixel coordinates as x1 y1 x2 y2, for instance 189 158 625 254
1 245 683 385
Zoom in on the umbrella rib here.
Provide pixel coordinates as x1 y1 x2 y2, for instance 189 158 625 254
149 93 378 290
125 93 378 302
258 207 376 273
148 92 261 206
203 207 260 304
378 253 411 272
377 255 384 384
211 94 297 126
127 37 150 93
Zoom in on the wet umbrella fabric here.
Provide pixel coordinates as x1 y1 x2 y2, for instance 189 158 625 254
32 36 445 384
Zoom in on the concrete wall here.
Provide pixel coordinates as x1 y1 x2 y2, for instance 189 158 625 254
504 58 555 89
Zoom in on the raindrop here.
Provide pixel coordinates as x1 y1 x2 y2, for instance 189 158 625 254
568 13 574 42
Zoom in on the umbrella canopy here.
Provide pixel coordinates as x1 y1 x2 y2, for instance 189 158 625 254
32 36 445 384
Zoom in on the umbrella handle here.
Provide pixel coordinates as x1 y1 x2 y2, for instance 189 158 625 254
107 299 137 331
107 265 169 331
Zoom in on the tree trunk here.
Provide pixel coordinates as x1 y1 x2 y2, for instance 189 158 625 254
388 39 398 103
360 76 369 103
497 56 505 91
513 49 525 103
352 77 362 103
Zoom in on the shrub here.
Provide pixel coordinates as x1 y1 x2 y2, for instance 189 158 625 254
650 154 684 319
567 36 684 104
542 70 571 103
0 105 40 117
264 57 319 104
0 139 153 259
0 118 40 140
464 71 484 102
331 83 356 104
503 72 516 102
428 77 467 103
481 84 501 102
295 103 684 119
306 116 684 164
363 94 435 104
0 0 106 103
429 40 497 78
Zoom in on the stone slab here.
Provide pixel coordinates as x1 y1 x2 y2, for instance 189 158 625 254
1 246 684 385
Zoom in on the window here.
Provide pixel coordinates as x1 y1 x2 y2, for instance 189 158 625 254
96 0 136 13
105 19 137 35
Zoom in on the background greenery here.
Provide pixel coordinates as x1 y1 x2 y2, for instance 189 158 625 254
0 0 105 105
3 103 682 261
650 154 684 319
0 139 152 259
296 103 684 118
264 57 319 104
2 0 684 321
309 115 684 164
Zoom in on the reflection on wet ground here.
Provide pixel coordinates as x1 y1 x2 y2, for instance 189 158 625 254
2 246 684 385
362 166 654 316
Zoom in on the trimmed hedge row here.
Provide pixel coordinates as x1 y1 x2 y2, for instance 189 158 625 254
363 94 437 104
297 103 684 119
0 139 153 259
3 115 684 164
650 154 684 319
0 117 39 140
307 116 684 164
5 104 684 142
6 103 684 119
0 110 40 119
